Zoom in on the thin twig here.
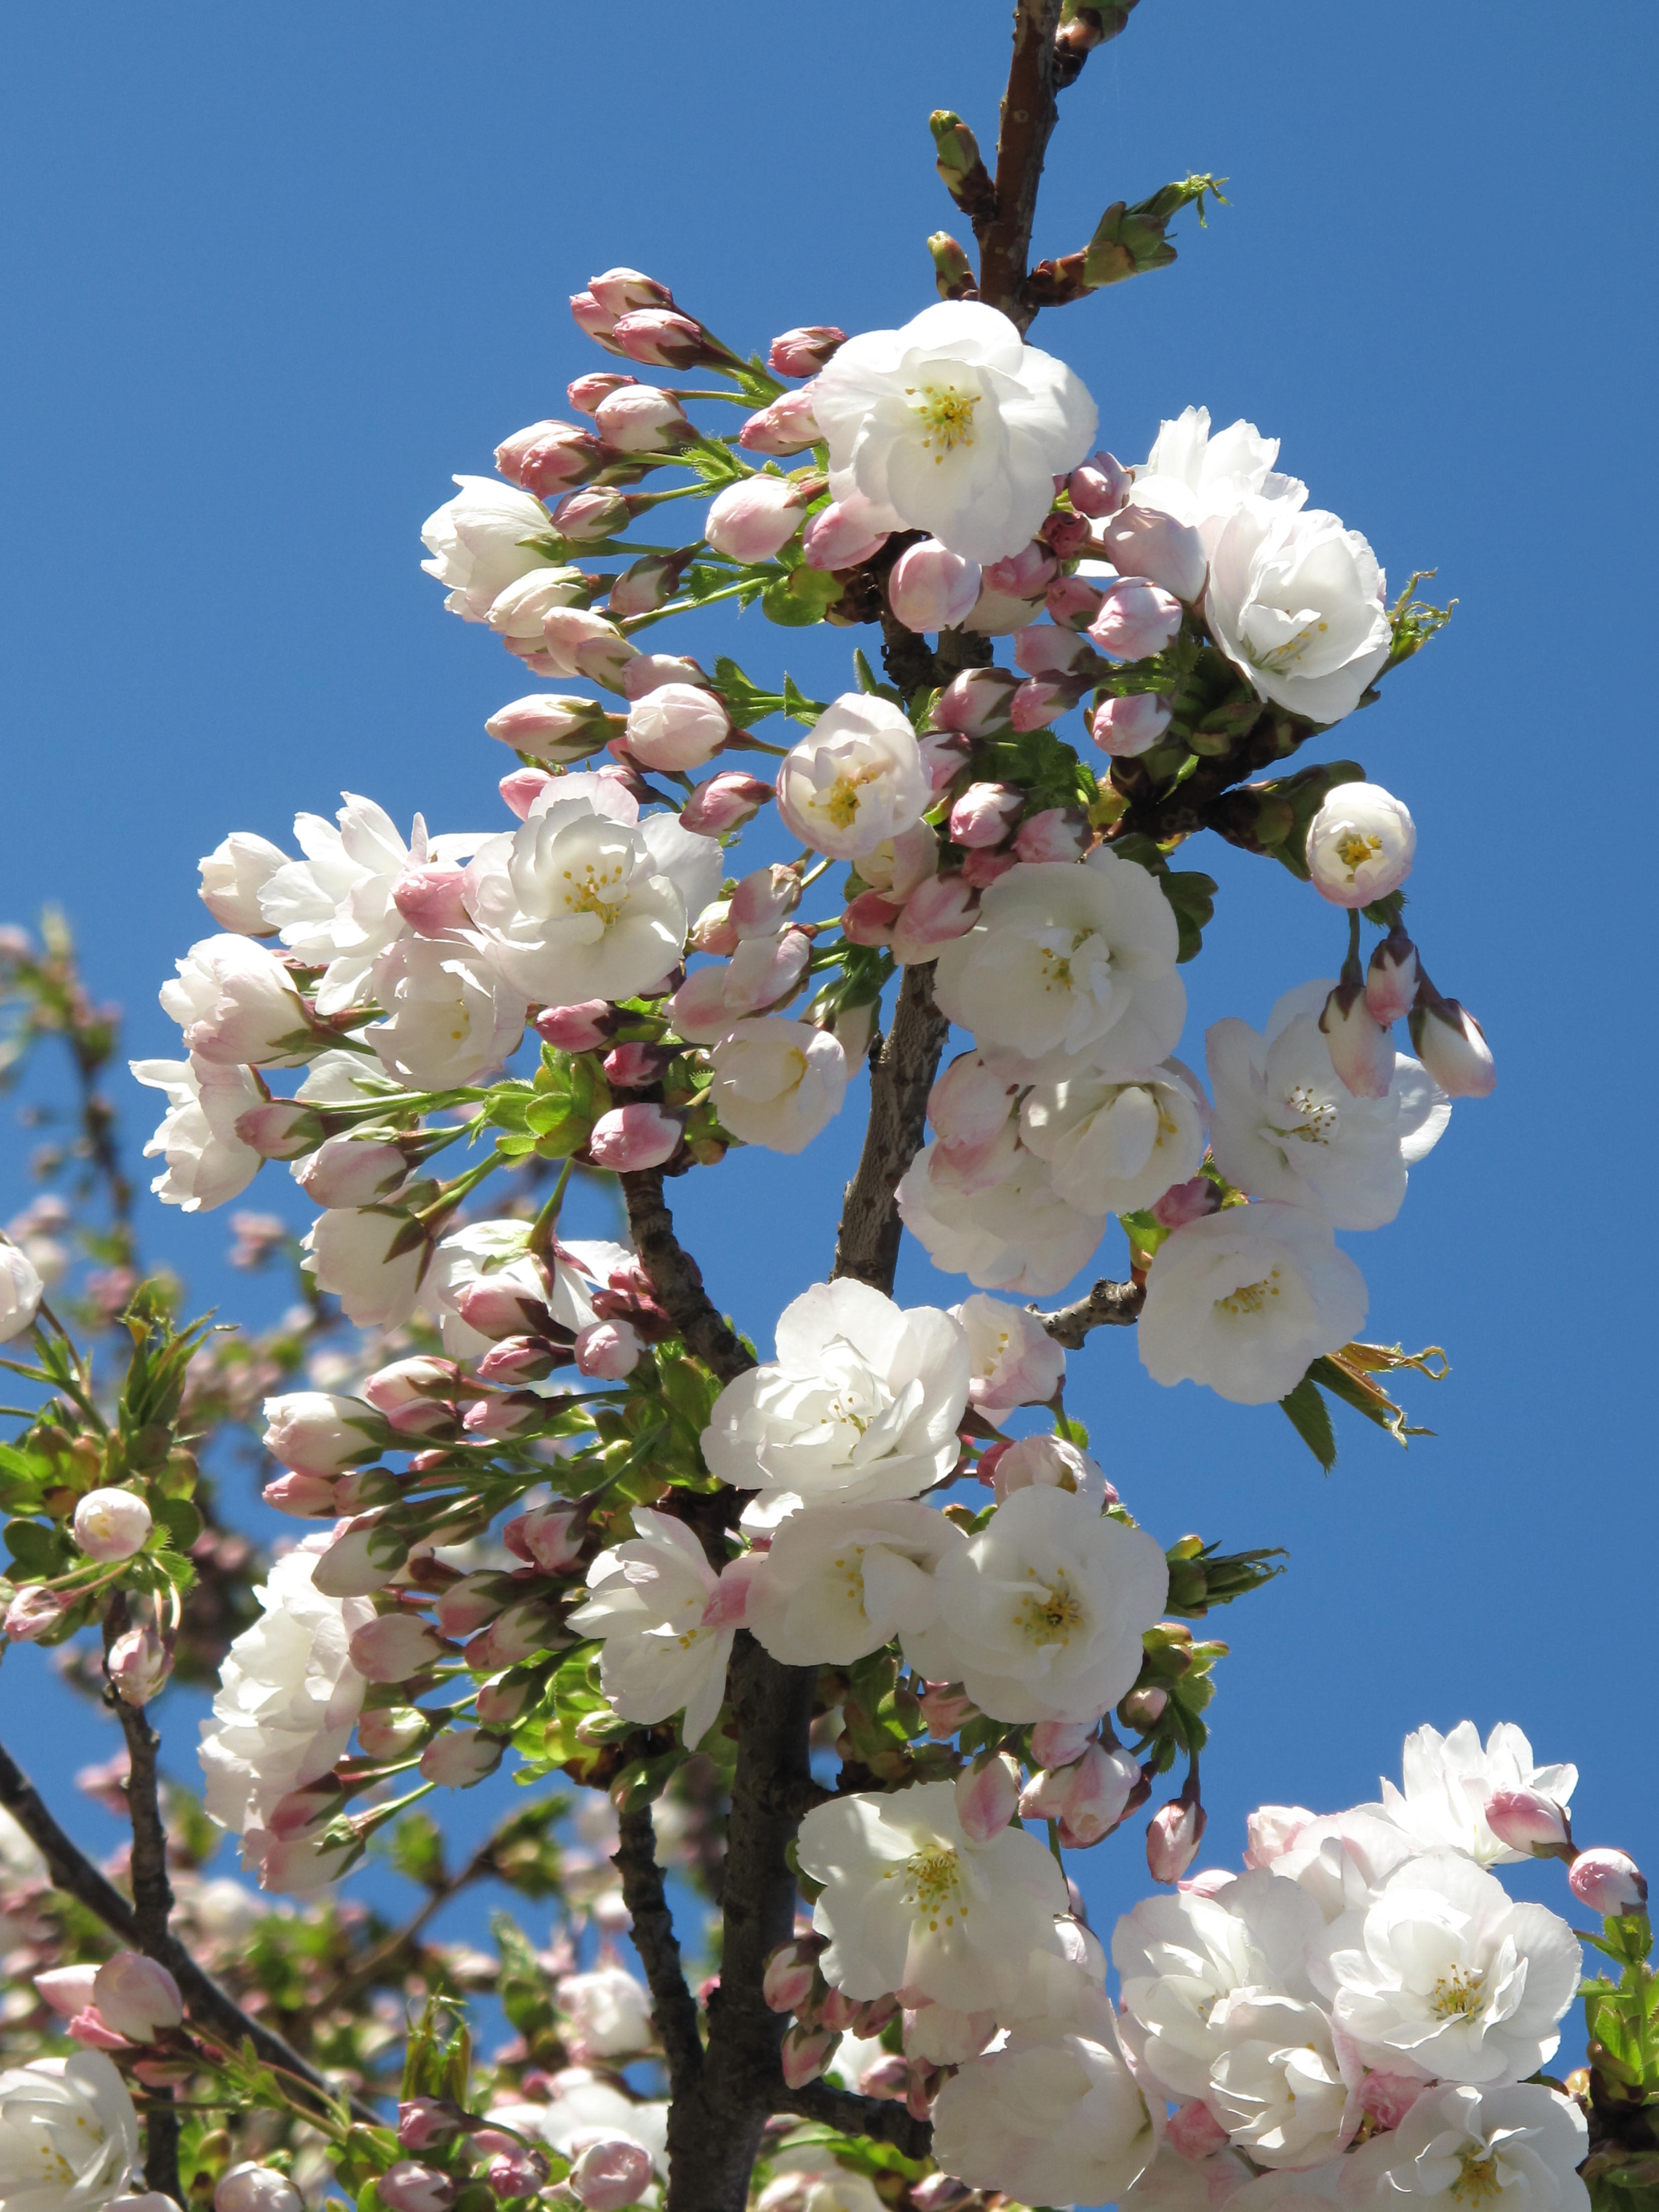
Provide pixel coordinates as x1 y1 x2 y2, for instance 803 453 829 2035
775 2077 932 2159
0 1735 374 2124
832 964 950 1297
105 1622 180 2199
1039 1276 1146 1347
973 0 1068 327
614 1800 704 2099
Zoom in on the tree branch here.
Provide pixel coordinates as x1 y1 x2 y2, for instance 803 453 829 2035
614 1800 704 2101
774 2078 932 2160
620 1168 756 1384
0 1735 373 2124
974 0 1067 327
1039 1275 1145 1347
106 1643 180 2199
832 964 950 1298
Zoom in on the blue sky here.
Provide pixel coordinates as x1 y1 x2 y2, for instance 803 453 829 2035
1 0 1653 1998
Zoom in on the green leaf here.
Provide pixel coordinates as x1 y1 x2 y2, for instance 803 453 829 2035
4 1518 61 1577
1279 1376 1336 1471
154 1497 202 1553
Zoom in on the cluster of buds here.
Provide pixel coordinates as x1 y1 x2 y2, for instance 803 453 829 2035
569 266 743 375
764 1932 901 2091
1019 1725 1147 1849
1483 1789 1648 1917
1318 917 1495 1102
35 1951 184 2052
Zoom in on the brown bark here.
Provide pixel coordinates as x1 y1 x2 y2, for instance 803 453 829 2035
620 1166 757 1385
107 1666 181 2199
973 0 1067 328
832 963 951 1296
1039 1275 1146 1347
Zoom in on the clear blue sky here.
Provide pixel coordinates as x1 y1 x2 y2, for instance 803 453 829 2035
1 1 1653 1984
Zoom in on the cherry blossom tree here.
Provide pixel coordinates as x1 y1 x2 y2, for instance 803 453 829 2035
0 12 1650 2212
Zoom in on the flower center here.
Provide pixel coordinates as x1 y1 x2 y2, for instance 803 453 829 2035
906 380 980 460
1334 831 1383 873
831 1547 868 1611
1271 1084 1339 1147
561 861 629 924
1251 615 1330 672
1016 1568 1084 1643
892 1841 968 1930
1451 2153 1502 2205
821 769 879 830
1217 1269 1282 1318
1432 1966 1486 2021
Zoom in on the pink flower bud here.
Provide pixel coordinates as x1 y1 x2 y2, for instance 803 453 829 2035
594 386 691 454
568 372 635 416
892 874 978 965
679 772 773 836
67 2011 131 2052
1067 451 1132 518
888 539 982 633
262 1472 338 1518
1120 1685 1169 1730
612 308 710 369
296 1135 407 1208
1030 1721 1093 1769
569 2140 653 2212
1018 1764 1076 1823
1014 624 1091 678
917 730 973 794
1011 677 1081 731
768 326 847 378
590 267 675 317
600 1043 671 1091
435 1571 511 1637
548 488 633 542
1059 1742 1140 1847
930 1051 1018 1151
108 1624 172 1707
486 694 614 765
1091 691 1174 757
1484 1789 1574 1859
961 848 1017 890
571 291 624 352
588 1103 683 1172
1240 1804 1313 1869
1088 576 1183 660
738 388 821 456
357 1706 428 1760
462 1393 544 1440
73 1487 152 1562
608 553 691 621
624 682 730 772
1098 505 1208 601
800 495 891 571
704 475 809 562
948 782 1022 850
348 1612 448 1684
862 2052 914 2101
621 651 706 700
364 1357 464 1413
730 864 802 939
780 2023 840 2089
1320 980 1395 1099
486 2149 548 2200
1365 931 1420 1026
984 540 1059 598
503 1504 584 1574
819 1986 863 2032
419 1729 505 1789
1570 1846 1648 1916
1409 996 1495 1099
378 2164 457 2212
918 1682 977 1738
494 419 604 497
471 1597 565 1670
92 1953 183 2042
1043 511 1093 559
1148 1794 1207 1884
312 1516 406 1599
842 892 901 948
930 667 1020 738
395 2100 463 2153
763 1937 823 2014
575 1319 641 1379
35 1966 99 2017
1013 807 1088 864
234 1099 321 1160
1167 2101 1230 2162
5 1586 67 1641
215 2166 303 2212
1153 1177 1222 1229
500 767 554 819
955 1754 1019 1843
390 864 470 935
1357 2073 1426 2133
539 607 638 687
1046 574 1107 628
534 1001 617 1053
266 1775 343 1839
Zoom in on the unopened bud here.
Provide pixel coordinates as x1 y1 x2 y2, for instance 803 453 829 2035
1120 1684 1169 1729
73 1488 152 1563
493 419 604 498
767 327 846 378
927 232 977 302
1058 1742 1140 1847
311 1516 407 1598
889 539 981 633
625 681 730 772
1320 979 1395 1100
948 782 1022 850
679 772 774 836
917 1682 977 1738
1067 451 1132 518
296 1134 408 1209
348 1611 447 1684
1088 576 1183 660
763 1937 824 2015
503 1503 584 1574
611 309 715 370
704 474 810 563
567 372 635 416
377 2164 456 2212
1090 690 1172 757
930 667 1019 738
486 694 615 766
588 1103 683 1172
801 496 890 572
1484 1789 1574 1861
91 1953 183 2042
1096 504 1207 601
1569 1847 1647 1917
535 1001 618 1053
780 2022 840 2089
357 1705 429 1758
569 2140 654 2212
574 1319 642 1379
955 1754 1019 1843
214 2166 302 2212
108 1624 172 1707
1409 993 1495 1099
738 388 821 457
1365 930 1420 1026
234 1099 321 1160
1151 1180 1220 1230
418 1729 505 1789
1167 2101 1231 2162
1147 1792 1206 1883
1013 807 1088 864
594 385 691 455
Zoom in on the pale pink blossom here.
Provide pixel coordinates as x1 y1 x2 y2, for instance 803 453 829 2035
588 1103 683 1171
1088 576 1183 660
888 539 982 632
704 475 808 562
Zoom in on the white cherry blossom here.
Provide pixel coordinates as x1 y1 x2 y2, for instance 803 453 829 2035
708 1018 848 1154
934 850 1186 1067
701 1280 968 1508
421 475 560 623
426 1218 622 1358
809 300 1096 563
0 1247 43 1347
1304 782 1417 908
1206 497 1392 725
159 935 312 1065
745 1499 966 1666
568 1507 734 1749
775 694 929 862
1128 406 1306 539
131 1055 262 1212
897 1126 1108 1295
1201 1990 1354 2168
931 2011 1156 2208
198 831 288 934
796 1777 1068 2010
302 1205 428 1329
0 2052 139 2212
198 1545 371 1885
1341 2082 1589 2212
1207 982 1449 1230
1369 1721 1579 1869
952 1293 1065 1425
1323 1850 1581 2085
903 1484 1168 1723
1137 1201 1368 1405
1021 1055 1208 1216
366 937 526 1090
